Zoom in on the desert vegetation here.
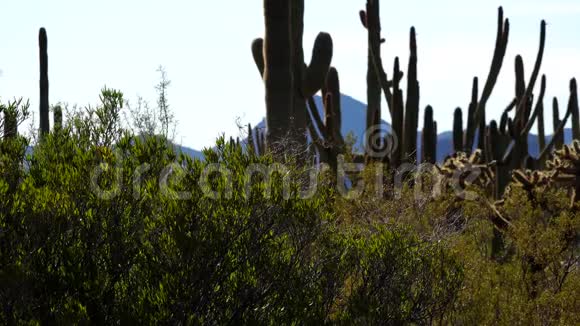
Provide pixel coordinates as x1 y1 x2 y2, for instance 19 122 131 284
0 0 579 324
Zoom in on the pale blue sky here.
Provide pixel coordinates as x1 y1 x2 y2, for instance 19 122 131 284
1 1 580 149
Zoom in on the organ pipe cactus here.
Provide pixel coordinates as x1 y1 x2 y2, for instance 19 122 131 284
464 7 509 156
538 79 576 162
501 21 546 171
39 27 49 136
360 0 416 166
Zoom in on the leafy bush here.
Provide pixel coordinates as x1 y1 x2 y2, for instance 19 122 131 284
0 92 464 324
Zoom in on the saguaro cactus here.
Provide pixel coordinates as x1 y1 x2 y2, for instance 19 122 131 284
570 78 580 140
254 0 333 153
39 27 50 136
360 0 382 158
403 27 420 163
453 107 463 152
421 105 437 164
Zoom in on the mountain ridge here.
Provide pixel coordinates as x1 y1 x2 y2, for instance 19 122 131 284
178 94 573 162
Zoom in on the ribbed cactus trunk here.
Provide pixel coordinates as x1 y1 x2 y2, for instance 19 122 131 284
39 27 50 136
322 67 342 171
537 98 546 155
553 98 564 149
421 105 436 164
263 0 292 150
324 68 342 146
403 27 419 163
390 58 403 167
465 77 478 152
290 0 307 145
487 120 507 198
571 78 580 140
453 108 463 153
364 0 382 159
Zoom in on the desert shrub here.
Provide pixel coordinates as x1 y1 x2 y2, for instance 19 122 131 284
0 91 465 324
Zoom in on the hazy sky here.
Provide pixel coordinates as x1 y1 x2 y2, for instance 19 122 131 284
1 0 580 149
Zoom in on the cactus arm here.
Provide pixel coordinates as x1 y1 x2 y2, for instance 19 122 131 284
251 38 265 78
467 7 509 153
464 77 479 151
514 55 526 99
553 97 564 149
521 74 547 136
302 33 333 98
391 58 404 166
537 101 546 154
514 20 546 126
473 7 510 122
539 94 574 161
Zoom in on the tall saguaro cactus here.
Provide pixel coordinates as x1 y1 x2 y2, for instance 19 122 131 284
254 0 334 154
262 1 292 149
361 0 382 158
453 107 463 152
422 105 436 164
39 27 50 136
403 27 420 163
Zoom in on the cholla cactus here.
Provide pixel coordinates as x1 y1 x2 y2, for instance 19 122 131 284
511 169 553 190
436 149 496 192
546 140 580 203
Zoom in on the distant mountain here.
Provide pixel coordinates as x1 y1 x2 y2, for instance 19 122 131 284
175 144 204 160
184 93 574 162
255 94 390 152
